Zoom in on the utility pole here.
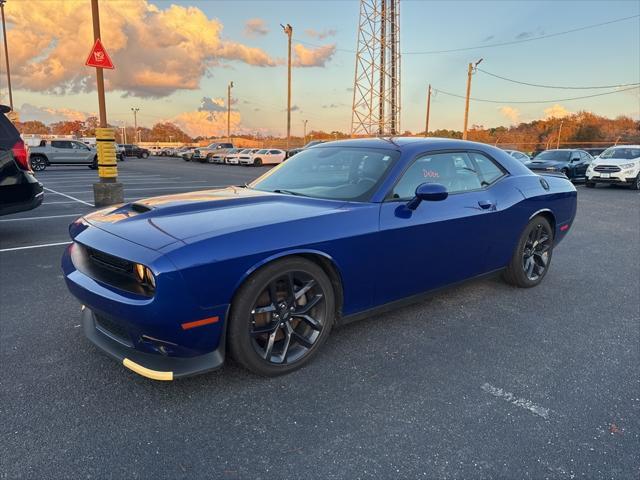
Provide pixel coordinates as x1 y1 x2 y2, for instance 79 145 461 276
556 120 564 149
131 107 139 143
90 0 122 206
463 58 483 140
425 84 432 137
0 0 13 111
281 23 293 149
303 119 308 145
227 81 234 142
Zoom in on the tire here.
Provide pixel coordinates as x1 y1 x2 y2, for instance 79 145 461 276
89 156 98 170
30 155 47 172
253 158 262 167
585 181 596 188
141 152 149 159
631 173 640 191
503 216 554 288
183 157 190 162
206 154 214 164
228 257 335 376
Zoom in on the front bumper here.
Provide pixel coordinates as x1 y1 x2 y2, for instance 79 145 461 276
587 170 638 184
82 307 224 380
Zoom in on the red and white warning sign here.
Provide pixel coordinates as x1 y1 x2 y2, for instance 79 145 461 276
85 39 115 69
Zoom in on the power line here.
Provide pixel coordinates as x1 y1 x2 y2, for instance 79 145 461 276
404 14 640 54
293 14 639 55
477 68 640 90
433 85 640 104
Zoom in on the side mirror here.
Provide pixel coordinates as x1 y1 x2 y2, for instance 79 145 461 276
407 183 448 210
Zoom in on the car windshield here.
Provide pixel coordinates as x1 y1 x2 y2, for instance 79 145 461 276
599 148 640 160
534 150 571 161
250 146 399 201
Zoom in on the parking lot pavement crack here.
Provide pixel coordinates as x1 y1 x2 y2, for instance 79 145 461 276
480 382 551 419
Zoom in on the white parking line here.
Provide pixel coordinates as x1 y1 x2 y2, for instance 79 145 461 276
41 179 203 187
481 383 550 419
43 187 94 206
0 241 71 253
0 213 83 222
60 185 225 194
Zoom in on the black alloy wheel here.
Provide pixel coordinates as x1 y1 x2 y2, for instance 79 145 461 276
30 155 47 171
632 174 640 190
228 257 335 376
504 216 554 288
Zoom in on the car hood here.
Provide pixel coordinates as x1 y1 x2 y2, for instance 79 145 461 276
527 159 566 168
591 157 640 166
82 187 346 250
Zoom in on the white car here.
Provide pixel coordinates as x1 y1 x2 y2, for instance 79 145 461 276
503 149 531 164
586 145 640 190
240 149 286 166
225 148 250 164
236 148 260 165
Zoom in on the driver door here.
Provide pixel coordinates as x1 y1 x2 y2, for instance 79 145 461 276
376 151 504 305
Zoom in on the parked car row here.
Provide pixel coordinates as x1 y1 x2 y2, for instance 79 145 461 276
501 146 640 189
175 142 289 166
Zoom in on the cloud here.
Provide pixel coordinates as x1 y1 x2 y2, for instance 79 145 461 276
199 97 226 113
293 44 336 67
482 35 494 42
19 103 91 123
498 106 520 124
305 28 337 40
171 110 241 138
322 104 341 109
244 18 268 37
290 105 300 112
543 104 572 119
515 31 533 39
3 0 277 98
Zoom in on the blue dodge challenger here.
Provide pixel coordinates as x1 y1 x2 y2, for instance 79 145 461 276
62 138 577 380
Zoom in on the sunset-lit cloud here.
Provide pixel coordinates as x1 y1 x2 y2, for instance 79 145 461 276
293 44 336 67
3 0 277 98
244 18 269 37
19 103 92 123
543 104 572 119
171 110 241 138
498 106 521 124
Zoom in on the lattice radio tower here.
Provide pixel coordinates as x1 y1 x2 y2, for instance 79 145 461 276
350 0 401 137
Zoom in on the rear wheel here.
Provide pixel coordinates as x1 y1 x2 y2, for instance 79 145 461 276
228 257 335 376
30 155 47 172
89 156 98 169
503 216 554 288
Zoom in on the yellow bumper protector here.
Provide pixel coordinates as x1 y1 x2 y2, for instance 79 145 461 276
122 358 173 381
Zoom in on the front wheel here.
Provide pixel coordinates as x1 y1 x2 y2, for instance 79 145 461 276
30 155 47 172
631 173 640 190
141 152 149 159
253 158 262 167
503 216 554 288
228 257 335 376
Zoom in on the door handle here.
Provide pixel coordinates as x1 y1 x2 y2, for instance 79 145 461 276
478 200 494 210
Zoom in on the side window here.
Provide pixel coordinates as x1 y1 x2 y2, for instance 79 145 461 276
51 141 70 149
468 152 504 186
391 152 483 199
270 150 280 155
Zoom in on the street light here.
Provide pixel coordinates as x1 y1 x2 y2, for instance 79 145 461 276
463 58 483 140
131 107 139 143
280 23 293 149
0 0 13 111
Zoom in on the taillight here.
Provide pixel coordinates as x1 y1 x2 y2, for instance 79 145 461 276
12 139 32 172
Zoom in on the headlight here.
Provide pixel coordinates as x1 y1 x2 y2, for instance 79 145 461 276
134 263 156 289
620 162 637 170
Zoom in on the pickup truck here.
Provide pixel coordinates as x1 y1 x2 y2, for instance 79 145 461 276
192 142 234 163
29 139 98 171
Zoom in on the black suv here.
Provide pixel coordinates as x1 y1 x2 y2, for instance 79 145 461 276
0 105 44 216
122 144 150 158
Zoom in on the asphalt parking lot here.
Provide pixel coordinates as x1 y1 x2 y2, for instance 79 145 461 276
1 157 638 479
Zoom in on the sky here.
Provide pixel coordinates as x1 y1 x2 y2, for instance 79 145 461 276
1 0 639 137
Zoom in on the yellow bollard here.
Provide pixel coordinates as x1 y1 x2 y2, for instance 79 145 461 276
96 127 117 180
93 127 123 207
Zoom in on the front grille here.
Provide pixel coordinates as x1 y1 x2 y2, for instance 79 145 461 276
594 165 621 173
86 246 133 275
95 315 132 346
